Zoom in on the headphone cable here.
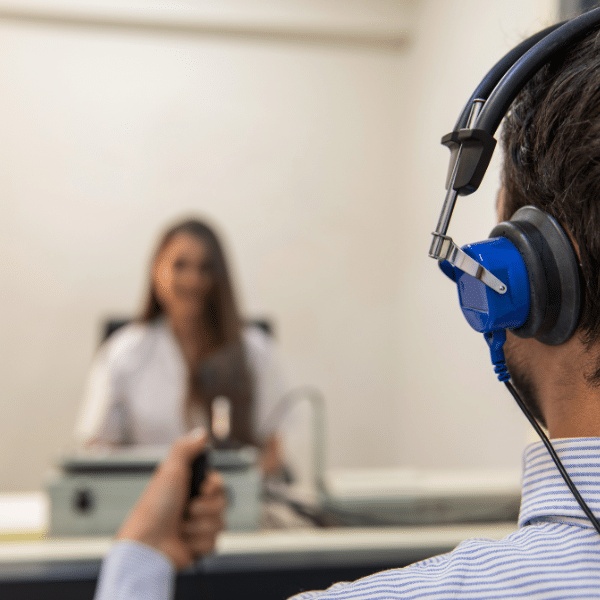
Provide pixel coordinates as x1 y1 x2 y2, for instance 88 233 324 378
504 379 600 536
485 331 600 535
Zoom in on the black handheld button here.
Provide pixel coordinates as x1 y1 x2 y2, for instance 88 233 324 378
189 452 207 500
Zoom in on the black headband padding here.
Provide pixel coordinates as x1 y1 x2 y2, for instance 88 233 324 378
454 22 563 131
476 7 600 135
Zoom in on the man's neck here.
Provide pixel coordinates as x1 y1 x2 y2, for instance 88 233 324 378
535 335 600 438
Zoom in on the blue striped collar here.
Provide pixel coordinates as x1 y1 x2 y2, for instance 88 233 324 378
519 437 600 528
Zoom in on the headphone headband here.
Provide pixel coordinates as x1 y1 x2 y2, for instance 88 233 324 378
437 7 600 205
477 8 600 136
453 22 561 131
430 8 600 273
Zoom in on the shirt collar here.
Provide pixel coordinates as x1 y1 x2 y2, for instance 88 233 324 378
519 437 600 528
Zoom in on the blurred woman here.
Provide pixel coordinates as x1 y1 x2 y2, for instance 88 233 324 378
75 218 285 474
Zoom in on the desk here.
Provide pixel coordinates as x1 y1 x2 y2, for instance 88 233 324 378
0 492 518 599
0 523 518 599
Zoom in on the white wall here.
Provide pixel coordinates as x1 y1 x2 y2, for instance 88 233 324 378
0 0 556 492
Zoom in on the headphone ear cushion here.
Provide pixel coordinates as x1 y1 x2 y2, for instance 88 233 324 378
489 206 581 345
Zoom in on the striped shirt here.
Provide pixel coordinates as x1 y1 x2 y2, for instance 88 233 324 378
94 540 175 600
290 438 600 600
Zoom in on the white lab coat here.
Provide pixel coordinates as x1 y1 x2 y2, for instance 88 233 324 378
75 319 287 446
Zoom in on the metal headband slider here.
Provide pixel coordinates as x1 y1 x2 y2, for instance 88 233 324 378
431 233 507 295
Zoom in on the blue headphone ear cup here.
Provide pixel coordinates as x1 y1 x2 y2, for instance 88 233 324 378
489 206 581 345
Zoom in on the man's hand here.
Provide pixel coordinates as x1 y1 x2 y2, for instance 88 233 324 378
115 430 226 569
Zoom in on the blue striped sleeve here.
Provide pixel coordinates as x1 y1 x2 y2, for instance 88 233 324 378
94 540 176 600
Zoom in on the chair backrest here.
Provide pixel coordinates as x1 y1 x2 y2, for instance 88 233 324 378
103 317 132 343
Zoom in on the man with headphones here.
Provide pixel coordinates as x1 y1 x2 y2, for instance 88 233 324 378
286 8 600 599
94 9 600 600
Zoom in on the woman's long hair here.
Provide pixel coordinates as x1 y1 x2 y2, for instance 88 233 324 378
139 218 255 445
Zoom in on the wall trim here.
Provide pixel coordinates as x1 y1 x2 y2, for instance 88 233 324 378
0 3 410 50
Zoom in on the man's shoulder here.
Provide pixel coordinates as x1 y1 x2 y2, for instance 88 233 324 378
289 524 596 600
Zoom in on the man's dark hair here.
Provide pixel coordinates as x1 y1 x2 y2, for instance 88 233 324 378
501 28 600 377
